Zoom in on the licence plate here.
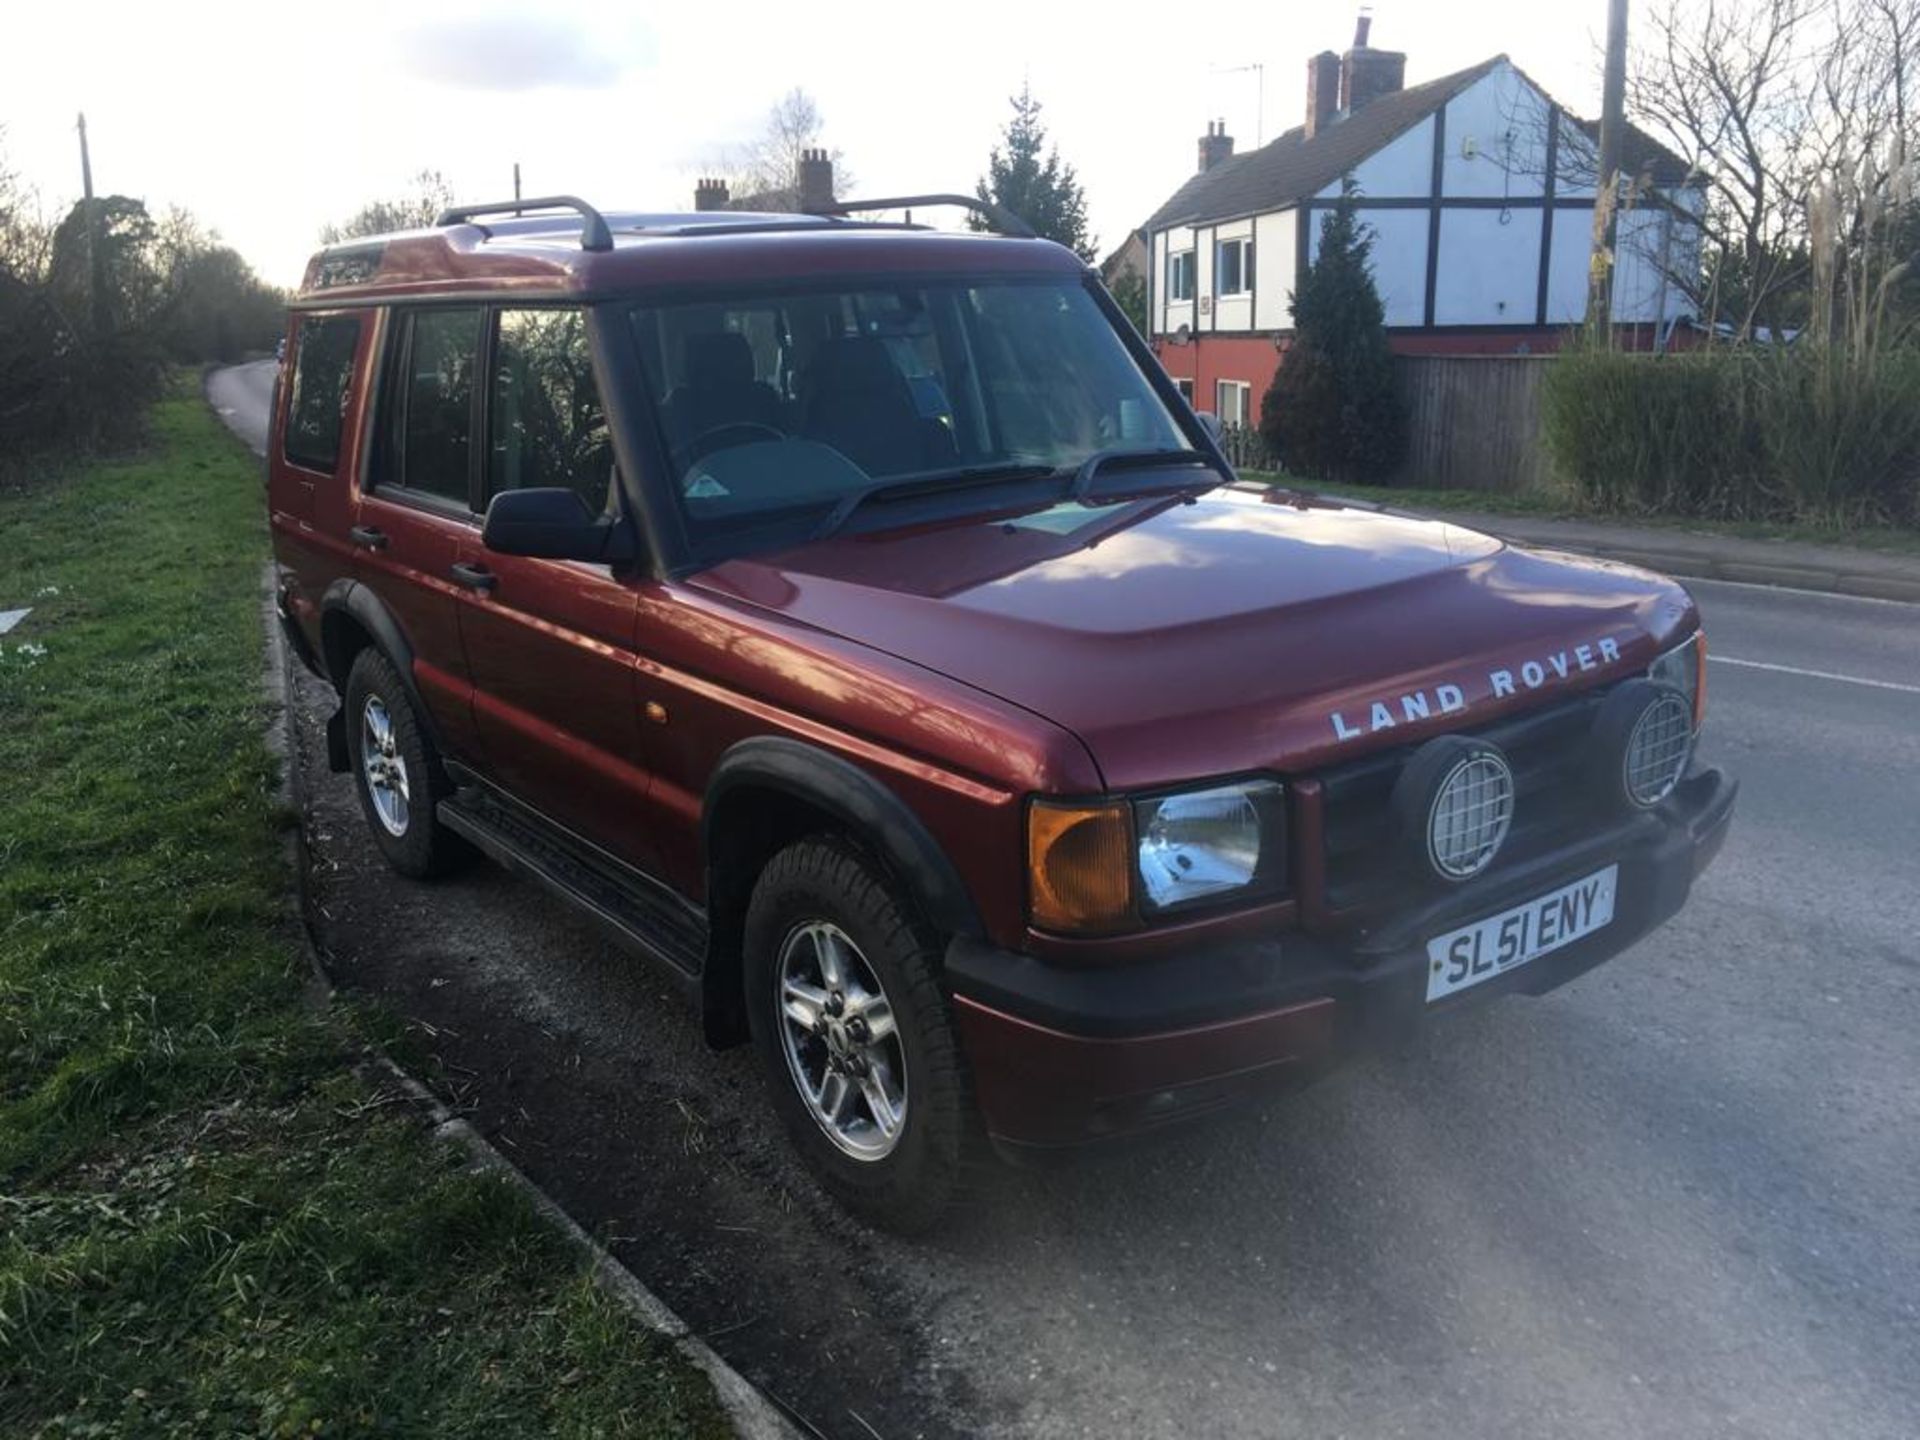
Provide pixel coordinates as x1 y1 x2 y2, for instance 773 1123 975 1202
1425 865 1618 1003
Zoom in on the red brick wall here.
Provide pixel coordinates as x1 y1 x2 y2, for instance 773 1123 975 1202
1153 324 1685 420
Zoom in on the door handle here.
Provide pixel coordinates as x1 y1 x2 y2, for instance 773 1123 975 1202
348 525 388 550
448 561 497 592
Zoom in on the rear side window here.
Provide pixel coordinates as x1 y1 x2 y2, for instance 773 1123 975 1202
489 309 614 515
283 313 363 473
371 308 483 507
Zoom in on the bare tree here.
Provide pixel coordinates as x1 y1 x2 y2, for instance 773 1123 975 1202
714 89 850 207
1628 0 1920 337
320 169 457 244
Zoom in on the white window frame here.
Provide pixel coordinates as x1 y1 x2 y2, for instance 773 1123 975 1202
1174 377 1196 403
1167 249 1195 303
1216 379 1252 428
1215 237 1252 297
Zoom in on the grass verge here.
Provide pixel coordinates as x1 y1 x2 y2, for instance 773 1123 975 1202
1239 470 1920 557
0 382 731 1438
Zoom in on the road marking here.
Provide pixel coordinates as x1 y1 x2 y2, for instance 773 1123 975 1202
1690 576 1918 608
1712 654 1920 695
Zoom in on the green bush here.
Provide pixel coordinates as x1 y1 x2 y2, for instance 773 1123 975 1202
1541 344 1920 527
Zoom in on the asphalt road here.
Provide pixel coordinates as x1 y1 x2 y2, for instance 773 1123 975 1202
220 362 1919 1439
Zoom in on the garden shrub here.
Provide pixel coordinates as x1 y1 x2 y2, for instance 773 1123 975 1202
1541 343 1920 526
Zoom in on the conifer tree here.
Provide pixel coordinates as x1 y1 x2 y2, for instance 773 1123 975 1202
1259 180 1406 481
973 86 1096 260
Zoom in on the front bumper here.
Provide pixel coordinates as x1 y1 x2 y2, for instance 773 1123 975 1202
949 765 1737 1148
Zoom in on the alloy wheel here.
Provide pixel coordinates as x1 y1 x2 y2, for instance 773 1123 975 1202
360 695 411 837
775 921 908 1161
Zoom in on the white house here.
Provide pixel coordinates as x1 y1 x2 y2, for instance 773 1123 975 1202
1144 18 1702 424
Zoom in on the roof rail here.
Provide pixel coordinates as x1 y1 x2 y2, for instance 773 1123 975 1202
435 195 614 252
809 193 1037 239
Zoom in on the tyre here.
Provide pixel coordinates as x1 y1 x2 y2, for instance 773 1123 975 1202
342 649 466 879
743 836 975 1232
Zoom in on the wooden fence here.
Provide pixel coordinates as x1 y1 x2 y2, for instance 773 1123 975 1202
1392 354 1553 493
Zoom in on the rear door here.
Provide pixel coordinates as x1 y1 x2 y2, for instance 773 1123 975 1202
349 306 487 762
453 306 655 869
271 310 368 645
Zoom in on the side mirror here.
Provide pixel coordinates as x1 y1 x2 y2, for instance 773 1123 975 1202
481 488 636 564
1195 410 1224 443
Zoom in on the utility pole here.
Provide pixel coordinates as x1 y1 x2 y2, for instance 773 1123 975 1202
513 161 522 212
77 111 108 338
1587 0 1629 330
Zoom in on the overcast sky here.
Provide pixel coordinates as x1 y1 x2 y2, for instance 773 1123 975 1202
1 0 1610 287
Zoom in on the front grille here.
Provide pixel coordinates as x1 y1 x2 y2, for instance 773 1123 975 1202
1316 689 1613 911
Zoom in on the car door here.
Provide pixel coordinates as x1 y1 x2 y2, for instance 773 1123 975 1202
272 310 368 648
453 305 656 870
349 306 487 763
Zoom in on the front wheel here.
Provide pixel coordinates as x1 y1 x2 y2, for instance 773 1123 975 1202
743 837 975 1232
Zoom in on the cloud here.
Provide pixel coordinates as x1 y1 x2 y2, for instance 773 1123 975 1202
396 14 647 91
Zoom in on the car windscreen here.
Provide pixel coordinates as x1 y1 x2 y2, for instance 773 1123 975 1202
625 277 1188 557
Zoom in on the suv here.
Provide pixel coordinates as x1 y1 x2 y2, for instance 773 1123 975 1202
268 195 1736 1229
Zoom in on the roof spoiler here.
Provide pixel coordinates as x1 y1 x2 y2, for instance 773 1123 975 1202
809 193 1037 239
435 195 613 252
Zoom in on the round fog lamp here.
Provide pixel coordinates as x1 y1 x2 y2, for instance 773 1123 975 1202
1624 688 1693 806
1393 737 1515 882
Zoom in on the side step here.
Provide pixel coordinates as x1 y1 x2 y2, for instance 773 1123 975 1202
438 787 707 988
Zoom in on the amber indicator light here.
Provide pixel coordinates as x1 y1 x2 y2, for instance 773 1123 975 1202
1693 631 1708 731
1027 799 1135 934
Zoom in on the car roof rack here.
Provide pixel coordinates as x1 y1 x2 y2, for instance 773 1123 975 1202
436 195 614 253
809 193 1037 239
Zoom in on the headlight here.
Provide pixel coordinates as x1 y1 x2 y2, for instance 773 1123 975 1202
1135 780 1286 914
1649 630 1706 731
1027 780 1288 933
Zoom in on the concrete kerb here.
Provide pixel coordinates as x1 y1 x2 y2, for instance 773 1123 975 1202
257 566 804 1440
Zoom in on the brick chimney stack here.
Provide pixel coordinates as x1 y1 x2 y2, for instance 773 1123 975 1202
1306 51 1341 137
694 177 730 211
1197 120 1235 173
798 148 836 213
1340 13 1407 115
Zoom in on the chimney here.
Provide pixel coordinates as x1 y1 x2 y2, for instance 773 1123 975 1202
798 148 836 213
1340 14 1406 115
694 177 730 211
1306 51 1340 137
1197 120 1235 173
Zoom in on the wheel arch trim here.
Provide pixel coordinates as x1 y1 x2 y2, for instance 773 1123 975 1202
318 579 447 764
702 736 986 943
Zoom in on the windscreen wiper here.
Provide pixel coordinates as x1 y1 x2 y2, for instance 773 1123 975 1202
812 462 1057 540
1068 447 1224 504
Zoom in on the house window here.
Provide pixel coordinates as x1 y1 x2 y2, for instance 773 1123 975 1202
1174 378 1195 404
1167 250 1195 303
1216 238 1253 297
1216 379 1251 429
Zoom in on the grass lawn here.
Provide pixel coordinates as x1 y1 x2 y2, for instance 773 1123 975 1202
0 384 731 1438
1238 470 1920 557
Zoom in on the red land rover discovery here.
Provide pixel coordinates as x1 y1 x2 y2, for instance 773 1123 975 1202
268 195 1736 1230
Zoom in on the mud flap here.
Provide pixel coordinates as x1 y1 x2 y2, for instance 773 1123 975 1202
325 706 349 773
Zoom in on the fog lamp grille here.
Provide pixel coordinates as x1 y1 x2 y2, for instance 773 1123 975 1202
1429 753 1515 879
1625 690 1693 806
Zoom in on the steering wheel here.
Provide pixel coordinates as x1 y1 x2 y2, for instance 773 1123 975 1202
676 421 786 467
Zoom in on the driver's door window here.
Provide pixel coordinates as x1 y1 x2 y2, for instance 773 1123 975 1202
488 308 614 515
